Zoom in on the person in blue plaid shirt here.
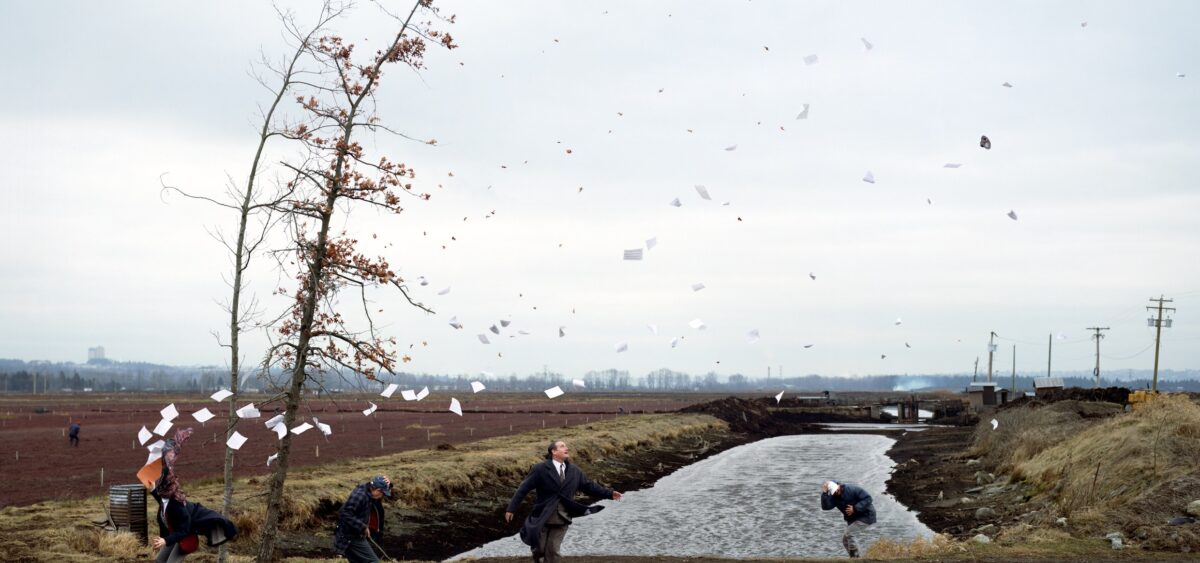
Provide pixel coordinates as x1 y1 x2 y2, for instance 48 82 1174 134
334 475 391 562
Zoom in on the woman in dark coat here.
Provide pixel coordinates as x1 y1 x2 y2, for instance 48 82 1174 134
150 428 237 562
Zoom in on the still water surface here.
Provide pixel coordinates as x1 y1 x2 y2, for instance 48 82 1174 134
452 434 932 560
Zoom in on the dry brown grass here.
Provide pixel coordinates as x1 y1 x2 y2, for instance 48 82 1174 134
0 413 724 562
968 400 1122 476
1015 395 1200 514
865 533 962 558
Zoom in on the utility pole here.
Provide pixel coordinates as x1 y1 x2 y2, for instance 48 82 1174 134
1147 296 1175 393
1011 345 1016 394
987 332 997 382
1047 333 1053 378
973 357 979 382
1086 326 1110 388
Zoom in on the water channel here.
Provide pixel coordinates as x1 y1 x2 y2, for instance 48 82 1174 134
452 433 933 560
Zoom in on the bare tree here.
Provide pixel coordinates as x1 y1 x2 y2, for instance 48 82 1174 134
254 1 456 559
161 4 346 562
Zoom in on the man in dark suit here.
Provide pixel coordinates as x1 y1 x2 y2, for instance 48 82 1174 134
821 479 877 558
505 439 622 563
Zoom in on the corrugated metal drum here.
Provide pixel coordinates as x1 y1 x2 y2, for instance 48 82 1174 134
109 484 148 543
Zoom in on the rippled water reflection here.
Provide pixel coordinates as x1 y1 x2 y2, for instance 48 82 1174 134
452 434 932 560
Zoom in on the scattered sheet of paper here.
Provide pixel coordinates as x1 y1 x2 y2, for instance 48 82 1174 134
160 404 178 422
138 426 152 446
862 170 875 184
192 408 214 423
449 398 463 416
210 389 233 402
544 386 564 399
694 185 712 200
803 53 819 65
775 390 784 403
416 387 430 401
471 381 486 393
292 422 313 435
381 383 398 398
624 248 643 260
362 402 378 416
153 419 173 436
236 404 260 419
226 431 248 450
615 342 628 353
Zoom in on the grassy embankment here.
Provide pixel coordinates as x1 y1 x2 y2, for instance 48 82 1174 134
0 413 724 562
872 393 1200 559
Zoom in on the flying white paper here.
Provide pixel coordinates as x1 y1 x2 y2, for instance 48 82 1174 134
645 237 657 250
273 423 286 439
363 402 377 416
267 453 279 466
153 419 173 437
235 404 260 419
795 103 810 120
544 386 564 399
500 319 512 328
210 389 233 402
418 275 429 286
381 383 398 398
691 283 705 292
314 418 332 436
226 431 248 450
747 329 761 343
416 387 430 401
1007 210 1019 221
648 324 658 335
775 390 784 403
449 316 463 329
990 418 999 430
615 342 628 353
694 185 712 200
572 378 587 388
670 337 680 348
862 170 876 184
895 318 903 326
438 287 451 295
558 326 566 338
623 248 643 261
860 37 873 51
489 324 500 335
449 398 463 416
160 404 179 422
192 408 214 423
669 198 682 208
943 163 962 168
471 381 486 393
292 422 313 435
477 334 490 344
723 144 738 151
1002 82 1013 88
689 318 706 330
803 53 819 65
264 414 284 429
138 426 152 446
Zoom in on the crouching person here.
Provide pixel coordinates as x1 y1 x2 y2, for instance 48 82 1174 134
820 479 876 558
334 475 391 563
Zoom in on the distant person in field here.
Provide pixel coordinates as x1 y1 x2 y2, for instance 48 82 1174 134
68 421 80 446
334 475 392 563
505 439 623 563
149 428 238 563
821 479 876 558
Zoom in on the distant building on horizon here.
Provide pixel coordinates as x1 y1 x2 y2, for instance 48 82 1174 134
87 346 105 362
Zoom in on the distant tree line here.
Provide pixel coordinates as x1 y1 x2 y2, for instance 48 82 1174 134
1 358 1198 394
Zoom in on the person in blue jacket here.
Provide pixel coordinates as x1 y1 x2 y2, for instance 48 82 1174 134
821 479 877 558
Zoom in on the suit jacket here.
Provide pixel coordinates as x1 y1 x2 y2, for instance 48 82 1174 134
507 459 613 547
334 483 384 554
151 491 238 549
820 483 877 525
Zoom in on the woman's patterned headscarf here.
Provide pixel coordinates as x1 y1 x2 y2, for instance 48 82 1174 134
155 427 194 502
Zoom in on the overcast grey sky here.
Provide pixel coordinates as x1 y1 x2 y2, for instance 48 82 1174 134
2 1 1197 380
